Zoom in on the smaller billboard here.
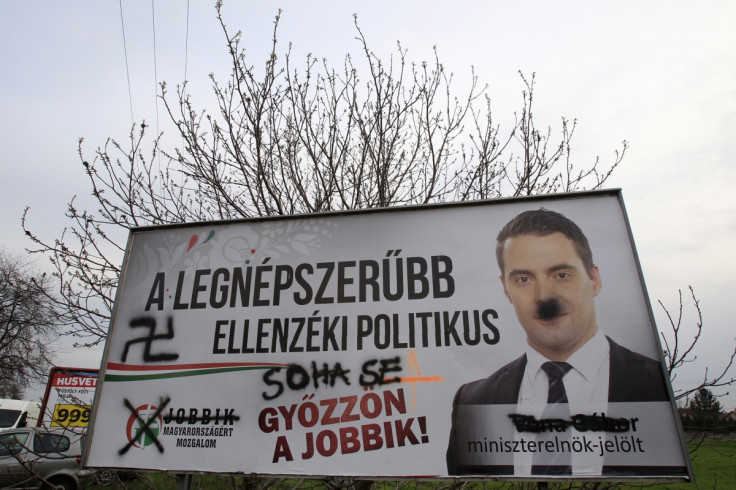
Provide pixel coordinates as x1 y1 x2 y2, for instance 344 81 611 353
39 367 99 429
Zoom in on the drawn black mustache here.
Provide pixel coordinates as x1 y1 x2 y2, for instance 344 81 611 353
537 298 563 320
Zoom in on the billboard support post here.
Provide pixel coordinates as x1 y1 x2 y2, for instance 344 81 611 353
176 474 191 490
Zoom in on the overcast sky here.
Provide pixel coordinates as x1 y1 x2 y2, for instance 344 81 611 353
1 1 735 409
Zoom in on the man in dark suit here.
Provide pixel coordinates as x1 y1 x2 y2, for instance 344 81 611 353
446 209 670 476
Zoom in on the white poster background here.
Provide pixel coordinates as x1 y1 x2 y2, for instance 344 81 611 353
85 191 690 479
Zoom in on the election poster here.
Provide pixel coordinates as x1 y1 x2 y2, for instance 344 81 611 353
84 190 692 480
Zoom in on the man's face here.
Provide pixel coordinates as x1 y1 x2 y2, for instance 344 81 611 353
500 232 602 361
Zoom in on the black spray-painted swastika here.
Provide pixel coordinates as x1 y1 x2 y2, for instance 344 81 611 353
121 316 180 363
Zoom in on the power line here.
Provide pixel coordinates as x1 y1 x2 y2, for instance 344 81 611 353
180 0 191 189
184 0 190 90
118 0 190 173
118 0 134 125
151 0 161 170
151 0 160 129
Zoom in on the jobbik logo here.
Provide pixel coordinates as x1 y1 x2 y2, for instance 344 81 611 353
125 404 163 449
125 403 238 451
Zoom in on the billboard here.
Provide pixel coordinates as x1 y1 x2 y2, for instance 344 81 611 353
85 190 692 480
39 367 99 428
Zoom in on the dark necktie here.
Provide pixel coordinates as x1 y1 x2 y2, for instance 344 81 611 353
532 361 573 475
543 361 572 403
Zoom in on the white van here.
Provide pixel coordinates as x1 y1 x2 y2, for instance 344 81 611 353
0 399 41 431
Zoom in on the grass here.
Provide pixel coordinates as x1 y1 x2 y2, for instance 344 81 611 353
630 437 736 490
87 437 736 489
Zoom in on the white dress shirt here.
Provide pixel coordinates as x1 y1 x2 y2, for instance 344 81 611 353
514 329 611 475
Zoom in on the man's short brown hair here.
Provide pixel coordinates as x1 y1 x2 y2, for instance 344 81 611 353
495 208 595 276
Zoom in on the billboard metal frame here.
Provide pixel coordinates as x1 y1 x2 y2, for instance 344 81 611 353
84 189 693 482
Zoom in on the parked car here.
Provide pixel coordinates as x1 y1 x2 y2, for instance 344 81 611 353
0 427 96 489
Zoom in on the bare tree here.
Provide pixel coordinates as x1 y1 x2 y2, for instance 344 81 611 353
659 286 736 402
22 7 625 349
0 249 60 398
